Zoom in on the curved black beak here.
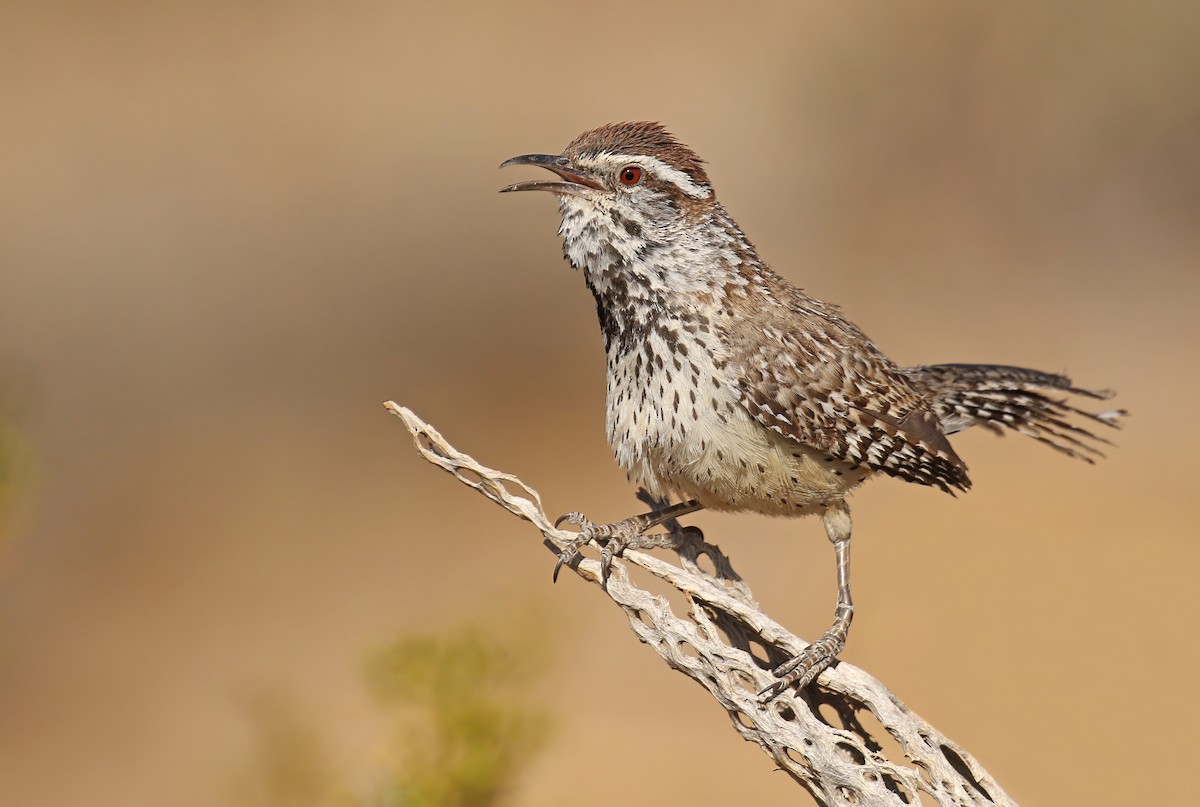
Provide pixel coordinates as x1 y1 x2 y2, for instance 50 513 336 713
499 153 604 196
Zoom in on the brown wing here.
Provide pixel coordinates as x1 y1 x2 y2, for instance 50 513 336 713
727 292 971 493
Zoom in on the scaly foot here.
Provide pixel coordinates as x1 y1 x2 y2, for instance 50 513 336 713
552 511 659 583
758 603 853 701
552 500 703 583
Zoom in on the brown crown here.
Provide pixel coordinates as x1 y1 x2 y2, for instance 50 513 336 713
565 122 710 188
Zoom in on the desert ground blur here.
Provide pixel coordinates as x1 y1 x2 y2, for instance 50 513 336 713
1 2 1197 805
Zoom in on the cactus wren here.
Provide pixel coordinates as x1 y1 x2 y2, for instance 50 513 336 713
500 122 1124 698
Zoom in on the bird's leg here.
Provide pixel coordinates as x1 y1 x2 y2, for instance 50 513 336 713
760 502 855 700
553 499 704 583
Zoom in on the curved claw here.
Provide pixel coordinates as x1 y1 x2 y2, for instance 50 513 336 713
552 553 569 583
552 538 588 583
552 534 594 583
757 627 847 701
552 512 593 583
756 662 815 703
549 509 674 585
757 681 784 701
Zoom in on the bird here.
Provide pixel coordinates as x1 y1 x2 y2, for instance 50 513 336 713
499 122 1124 698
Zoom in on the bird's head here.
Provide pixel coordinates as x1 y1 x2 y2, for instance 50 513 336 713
500 122 715 237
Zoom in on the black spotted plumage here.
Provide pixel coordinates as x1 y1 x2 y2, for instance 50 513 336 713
725 274 972 494
906 364 1124 462
502 121 1126 696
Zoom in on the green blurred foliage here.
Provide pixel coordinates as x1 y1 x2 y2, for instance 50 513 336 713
362 626 549 807
232 623 550 807
232 692 339 807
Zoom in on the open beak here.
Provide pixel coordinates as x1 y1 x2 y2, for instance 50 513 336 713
499 154 604 197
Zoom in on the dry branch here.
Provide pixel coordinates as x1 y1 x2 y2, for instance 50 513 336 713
386 402 1017 807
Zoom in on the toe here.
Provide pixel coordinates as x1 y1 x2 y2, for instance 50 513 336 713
552 553 570 583
554 511 586 529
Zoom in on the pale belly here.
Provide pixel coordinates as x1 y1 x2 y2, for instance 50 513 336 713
604 351 870 516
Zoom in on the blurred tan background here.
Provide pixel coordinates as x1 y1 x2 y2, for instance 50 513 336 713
1 1 1197 805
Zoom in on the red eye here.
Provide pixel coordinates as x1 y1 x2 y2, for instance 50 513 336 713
619 165 642 186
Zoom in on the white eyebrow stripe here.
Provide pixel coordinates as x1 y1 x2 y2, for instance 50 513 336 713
607 153 712 199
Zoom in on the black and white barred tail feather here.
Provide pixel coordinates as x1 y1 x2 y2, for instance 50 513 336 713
906 364 1127 463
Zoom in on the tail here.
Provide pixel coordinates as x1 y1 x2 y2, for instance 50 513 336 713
905 364 1127 463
